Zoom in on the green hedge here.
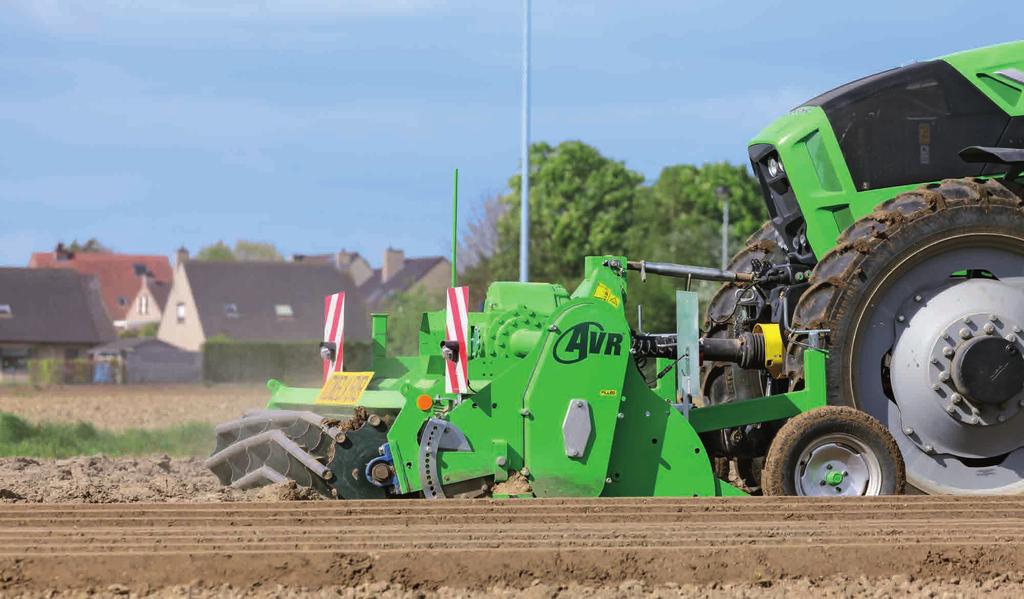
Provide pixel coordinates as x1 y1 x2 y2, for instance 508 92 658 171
202 339 371 385
27 359 95 386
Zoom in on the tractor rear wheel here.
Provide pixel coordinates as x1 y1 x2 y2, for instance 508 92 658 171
762 406 904 496
702 222 786 491
786 178 1024 494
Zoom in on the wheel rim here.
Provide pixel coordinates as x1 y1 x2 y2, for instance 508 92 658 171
847 233 1024 494
795 433 882 496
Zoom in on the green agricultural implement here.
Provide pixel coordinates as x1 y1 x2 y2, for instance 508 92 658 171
208 256 903 498
209 40 1024 497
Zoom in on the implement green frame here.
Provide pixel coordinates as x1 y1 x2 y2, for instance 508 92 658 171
257 256 831 498
690 350 827 434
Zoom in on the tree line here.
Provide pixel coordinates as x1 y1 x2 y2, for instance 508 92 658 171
457 140 767 332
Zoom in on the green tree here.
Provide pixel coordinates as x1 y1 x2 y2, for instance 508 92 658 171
490 141 645 290
66 238 110 253
233 240 284 262
627 162 767 332
195 241 236 261
383 287 445 356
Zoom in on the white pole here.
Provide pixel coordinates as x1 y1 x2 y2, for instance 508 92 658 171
721 199 729 270
519 0 531 283
715 186 730 270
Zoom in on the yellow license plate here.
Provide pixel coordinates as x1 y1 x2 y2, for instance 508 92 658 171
316 371 374 405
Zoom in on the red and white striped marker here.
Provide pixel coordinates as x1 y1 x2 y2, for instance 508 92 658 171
444 286 470 394
323 291 345 383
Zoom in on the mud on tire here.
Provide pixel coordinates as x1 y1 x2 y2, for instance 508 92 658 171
762 406 905 496
785 177 1024 494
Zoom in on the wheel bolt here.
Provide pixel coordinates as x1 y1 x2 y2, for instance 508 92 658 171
914 295 923 302
943 346 955 358
945 404 956 414
897 314 906 323
1006 335 1018 344
984 323 996 334
951 393 963 404
903 427 914 436
939 371 951 382
959 328 972 340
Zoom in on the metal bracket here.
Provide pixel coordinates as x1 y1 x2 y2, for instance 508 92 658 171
562 399 592 459
417 418 472 499
676 290 700 416
364 443 397 490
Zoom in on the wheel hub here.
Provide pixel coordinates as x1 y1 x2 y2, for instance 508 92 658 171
796 434 878 497
890 278 1024 460
951 335 1024 405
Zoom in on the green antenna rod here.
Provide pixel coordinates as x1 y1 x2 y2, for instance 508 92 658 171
451 168 459 287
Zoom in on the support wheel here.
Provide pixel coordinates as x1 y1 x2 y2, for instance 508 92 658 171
763 406 905 496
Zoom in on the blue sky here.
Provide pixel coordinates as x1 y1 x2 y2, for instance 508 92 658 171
1 1 1020 266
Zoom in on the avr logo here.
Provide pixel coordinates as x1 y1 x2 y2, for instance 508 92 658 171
553 321 624 364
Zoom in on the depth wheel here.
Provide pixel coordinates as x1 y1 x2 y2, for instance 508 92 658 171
763 406 905 496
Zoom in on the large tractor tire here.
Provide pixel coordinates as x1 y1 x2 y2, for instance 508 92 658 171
787 178 1024 494
702 222 786 489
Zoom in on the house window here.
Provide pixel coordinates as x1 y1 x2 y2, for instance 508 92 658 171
0 304 11 318
117 296 128 307
274 304 294 318
138 295 149 316
224 303 239 318
176 302 186 324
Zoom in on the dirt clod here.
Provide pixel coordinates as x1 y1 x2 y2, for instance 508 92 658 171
492 470 532 496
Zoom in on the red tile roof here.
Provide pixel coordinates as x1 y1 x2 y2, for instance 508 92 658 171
29 252 173 322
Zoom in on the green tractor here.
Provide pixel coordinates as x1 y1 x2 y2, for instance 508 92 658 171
708 40 1024 495
208 41 1024 498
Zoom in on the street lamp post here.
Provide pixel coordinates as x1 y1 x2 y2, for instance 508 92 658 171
519 0 531 283
715 185 730 270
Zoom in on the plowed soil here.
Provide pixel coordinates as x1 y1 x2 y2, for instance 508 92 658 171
3 496 1024 597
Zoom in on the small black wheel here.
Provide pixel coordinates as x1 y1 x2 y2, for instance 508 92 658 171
763 406 905 496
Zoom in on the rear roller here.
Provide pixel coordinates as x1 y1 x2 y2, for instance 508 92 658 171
206 408 390 499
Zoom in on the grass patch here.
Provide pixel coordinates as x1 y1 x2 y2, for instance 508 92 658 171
0 412 214 458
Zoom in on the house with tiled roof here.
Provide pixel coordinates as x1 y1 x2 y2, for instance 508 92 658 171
293 248 450 310
0 268 116 379
157 252 370 352
29 245 173 330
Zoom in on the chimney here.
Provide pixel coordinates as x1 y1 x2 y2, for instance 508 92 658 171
382 248 405 283
176 246 190 266
55 243 74 261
